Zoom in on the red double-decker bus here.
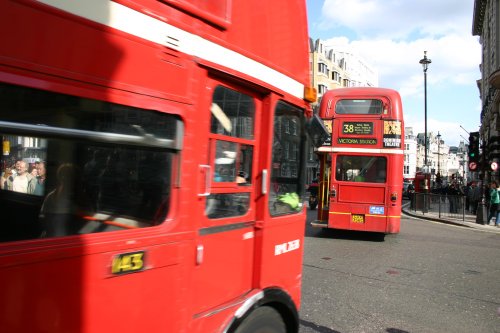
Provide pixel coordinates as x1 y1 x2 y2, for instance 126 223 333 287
312 87 404 235
0 1 316 332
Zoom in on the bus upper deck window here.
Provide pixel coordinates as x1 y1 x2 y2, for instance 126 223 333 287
336 99 383 115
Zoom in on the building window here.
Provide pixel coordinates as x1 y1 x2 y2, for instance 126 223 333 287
318 63 329 75
332 71 340 82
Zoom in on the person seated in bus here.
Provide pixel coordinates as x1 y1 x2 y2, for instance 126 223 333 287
39 163 92 237
354 173 365 182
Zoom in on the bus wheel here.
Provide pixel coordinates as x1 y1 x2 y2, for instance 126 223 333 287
234 306 286 333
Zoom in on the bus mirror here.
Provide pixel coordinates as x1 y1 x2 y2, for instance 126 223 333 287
306 114 330 147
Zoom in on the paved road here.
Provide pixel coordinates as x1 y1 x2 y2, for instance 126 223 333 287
298 210 500 333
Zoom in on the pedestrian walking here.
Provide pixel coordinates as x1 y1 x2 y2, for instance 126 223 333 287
486 181 500 225
464 182 471 211
471 182 481 214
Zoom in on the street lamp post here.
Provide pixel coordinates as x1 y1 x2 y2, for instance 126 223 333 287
419 51 431 168
437 132 441 185
419 51 431 213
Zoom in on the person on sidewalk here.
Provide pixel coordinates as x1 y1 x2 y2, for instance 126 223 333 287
464 182 471 212
471 182 481 214
484 183 491 211
486 181 500 226
408 181 415 209
447 182 459 214
495 182 500 227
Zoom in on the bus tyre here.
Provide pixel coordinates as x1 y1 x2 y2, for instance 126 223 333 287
234 306 286 333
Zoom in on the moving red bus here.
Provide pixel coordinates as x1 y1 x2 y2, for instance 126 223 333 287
0 1 316 332
311 87 404 234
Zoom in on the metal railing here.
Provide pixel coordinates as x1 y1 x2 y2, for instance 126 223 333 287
408 193 467 221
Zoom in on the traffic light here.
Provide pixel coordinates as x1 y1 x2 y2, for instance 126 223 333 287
468 132 480 163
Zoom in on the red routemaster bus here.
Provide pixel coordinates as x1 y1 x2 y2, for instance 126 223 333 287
311 87 404 234
0 1 317 332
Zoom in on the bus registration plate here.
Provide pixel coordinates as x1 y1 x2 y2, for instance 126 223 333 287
352 214 365 223
369 206 385 215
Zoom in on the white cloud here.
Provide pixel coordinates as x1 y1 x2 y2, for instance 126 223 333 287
321 0 474 39
314 0 482 146
404 115 477 148
323 35 481 100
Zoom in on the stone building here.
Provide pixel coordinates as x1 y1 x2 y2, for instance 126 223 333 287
307 38 378 183
473 0 500 182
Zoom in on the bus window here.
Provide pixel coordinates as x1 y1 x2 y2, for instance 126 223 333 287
205 193 250 218
206 85 254 219
214 140 238 182
335 99 383 115
237 144 253 185
335 155 387 183
269 102 306 216
0 83 182 242
211 86 254 139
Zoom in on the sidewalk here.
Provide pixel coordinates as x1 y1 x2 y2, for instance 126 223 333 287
402 202 500 234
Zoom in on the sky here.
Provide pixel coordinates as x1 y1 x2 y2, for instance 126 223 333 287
306 0 482 147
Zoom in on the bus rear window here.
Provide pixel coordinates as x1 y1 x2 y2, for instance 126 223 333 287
335 99 383 115
0 83 182 242
335 155 387 183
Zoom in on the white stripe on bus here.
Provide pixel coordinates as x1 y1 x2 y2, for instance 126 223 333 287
317 147 404 154
35 0 305 100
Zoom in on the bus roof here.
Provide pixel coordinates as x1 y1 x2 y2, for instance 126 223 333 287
319 87 403 119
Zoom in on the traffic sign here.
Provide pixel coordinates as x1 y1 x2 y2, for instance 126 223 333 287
469 161 477 171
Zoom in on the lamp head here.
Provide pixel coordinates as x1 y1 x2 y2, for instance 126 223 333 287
419 51 431 71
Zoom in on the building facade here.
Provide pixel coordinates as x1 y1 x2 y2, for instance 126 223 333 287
403 127 417 181
473 0 500 182
411 128 469 186
309 39 378 100
307 38 379 183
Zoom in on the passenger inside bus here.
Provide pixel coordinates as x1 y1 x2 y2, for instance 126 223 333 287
39 163 92 238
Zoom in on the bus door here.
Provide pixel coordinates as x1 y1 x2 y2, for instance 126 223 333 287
317 152 331 222
257 99 309 308
192 83 259 320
